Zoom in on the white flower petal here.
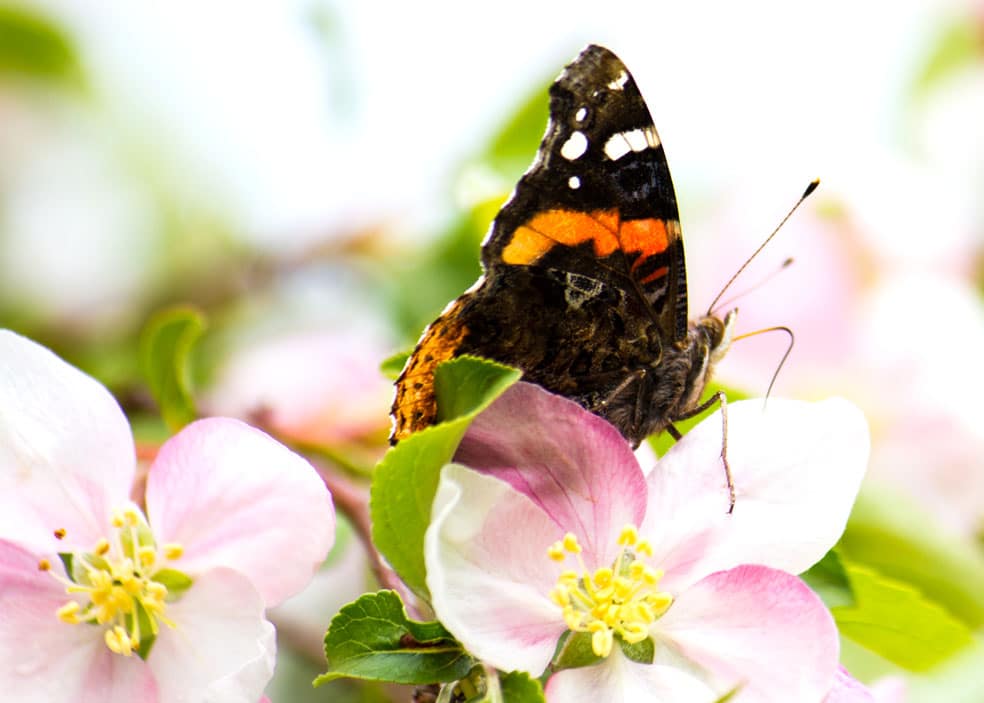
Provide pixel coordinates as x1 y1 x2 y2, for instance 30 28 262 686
649 398 868 587
656 566 839 703
0 330 135 554
149 567 275 703
546 651 717 703
426 465 567 675
0 539 158 702
146 417 335 607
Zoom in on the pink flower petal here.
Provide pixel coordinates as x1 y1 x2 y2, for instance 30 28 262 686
146 418 334 606
648 398 868 589
205 330 392 446
546 652 717 703
0 330 135 554
426 465 568 675
455 382 647 566
656 565 839 703
149 567 276 703
823 667 875 703
0 539 158 702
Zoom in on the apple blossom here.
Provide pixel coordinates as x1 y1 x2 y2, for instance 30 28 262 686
425 382 868 702
0 330 335 703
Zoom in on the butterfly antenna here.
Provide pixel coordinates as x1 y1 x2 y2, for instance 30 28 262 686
731 325 795 403
707 178 819 316
713 257 794 312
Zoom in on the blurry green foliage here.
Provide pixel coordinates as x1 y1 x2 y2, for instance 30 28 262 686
839 485 984 630
380 349 411 380
910 17 984 102
0 6 83 87
370 356 520 600
381 67 556 344
139 306 206 432
471 70 551 184
832 558 974 671
802 549 855 610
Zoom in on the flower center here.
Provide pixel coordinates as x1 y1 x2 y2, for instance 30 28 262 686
547 525 673 658
39 506 190 658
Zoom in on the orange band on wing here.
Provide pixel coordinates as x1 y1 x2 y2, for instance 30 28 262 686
639 266 669 285
619 218 669 261
502 209 620 265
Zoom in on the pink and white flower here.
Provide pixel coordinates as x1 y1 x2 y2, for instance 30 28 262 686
425 383 869 702
0 330 335 703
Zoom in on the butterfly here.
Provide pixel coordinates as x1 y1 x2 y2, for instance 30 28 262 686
391 44 736 463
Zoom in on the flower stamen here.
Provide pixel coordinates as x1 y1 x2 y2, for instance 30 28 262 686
42 506 190 659
546 524 673 658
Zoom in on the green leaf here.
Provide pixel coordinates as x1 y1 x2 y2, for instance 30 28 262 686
832 559 974 671
0 6 83 87
139 306 207 431
839 483 984 629
499 671 546 703
618 636 655 665
370 356 521 599
133 601 157 659
551 631 602 672
57 553 73 580
801 549 855 609
153 568 193 599
380 350 410 380
316 590 476 686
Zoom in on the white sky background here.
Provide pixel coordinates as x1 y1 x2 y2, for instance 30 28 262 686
1 0 972 321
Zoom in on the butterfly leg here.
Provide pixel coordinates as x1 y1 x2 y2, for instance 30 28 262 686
672 391 734 513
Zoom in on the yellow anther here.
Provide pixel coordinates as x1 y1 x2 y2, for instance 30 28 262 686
560 570 579 585
57 601 81 623
53 528 66 540
38 559 51 572
137 545 156 568
163 543 184 560
547 543 566 561
591 626 614 658
592 567 613 587
617 525 638 546
549 585 570 607
105 626 135 656
622 622 649 643
563 608 583 631
614 577 634 600
562 533 582 554
123 507 141 526
636 539 653 557
111 512 125 528
94 538 110 556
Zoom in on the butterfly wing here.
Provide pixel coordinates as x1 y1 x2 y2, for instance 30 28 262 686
392 45 690 443
484 44 689 342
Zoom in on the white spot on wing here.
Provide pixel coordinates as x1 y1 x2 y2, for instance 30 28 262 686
574 107 588 122
603 127 661 160
604 133 632 160
624 129 648 152
568 176 581 189
644 125 660 148
608 70 629 91
560 131 588 160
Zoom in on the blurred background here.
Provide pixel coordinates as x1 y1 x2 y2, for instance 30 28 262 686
1 0 982 701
